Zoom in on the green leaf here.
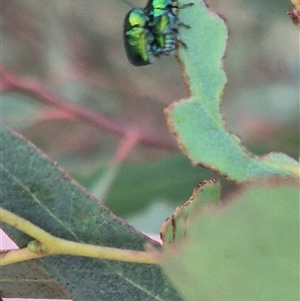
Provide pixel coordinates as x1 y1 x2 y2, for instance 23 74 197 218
0 261 70 299
160 181 299 301
160 179 221 245
165 0 299 181
0 121 182 301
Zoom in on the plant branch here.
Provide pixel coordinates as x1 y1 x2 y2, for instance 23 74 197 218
1 64 177 151
91 128 141 199
1 248 46 265
0 207 159 266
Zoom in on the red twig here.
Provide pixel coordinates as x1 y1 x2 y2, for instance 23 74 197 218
1 64 177 151
114 127 141 164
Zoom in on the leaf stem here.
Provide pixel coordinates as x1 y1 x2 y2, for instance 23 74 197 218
0 207 159 266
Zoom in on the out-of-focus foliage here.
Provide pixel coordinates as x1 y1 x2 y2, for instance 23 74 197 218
1 0 299 233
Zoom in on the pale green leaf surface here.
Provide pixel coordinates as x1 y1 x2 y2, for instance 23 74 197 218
160 179 221 245
165 0 299 181
0 122 182 301
160 182 299 301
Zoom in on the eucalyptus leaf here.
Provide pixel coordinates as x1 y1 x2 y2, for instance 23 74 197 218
165 0 299 181
0 121 182 301
160 179 221 245
160 181 299 301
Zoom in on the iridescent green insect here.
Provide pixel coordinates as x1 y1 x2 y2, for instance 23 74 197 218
123 8 155 66
145 0 193 56
121 0 193 66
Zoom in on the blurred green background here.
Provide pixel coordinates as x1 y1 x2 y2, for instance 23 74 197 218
1 0 299 235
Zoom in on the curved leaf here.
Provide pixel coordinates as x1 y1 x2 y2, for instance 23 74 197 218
165 0 299 181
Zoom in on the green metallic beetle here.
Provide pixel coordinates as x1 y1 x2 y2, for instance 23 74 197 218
121 0 193 66
123 8 155 66
145 0 178 56
145 0 193 56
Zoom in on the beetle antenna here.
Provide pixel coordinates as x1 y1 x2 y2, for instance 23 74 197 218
120 0 136 8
